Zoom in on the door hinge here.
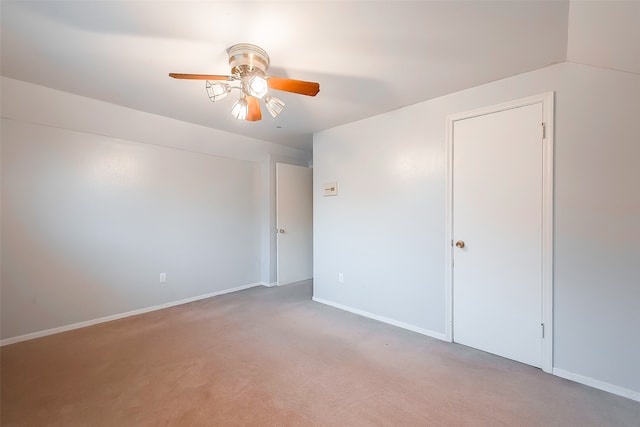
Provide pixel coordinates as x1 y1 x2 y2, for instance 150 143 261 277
542 122 546 140
541 323 545 338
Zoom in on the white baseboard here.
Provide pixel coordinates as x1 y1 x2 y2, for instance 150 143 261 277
0 282 263 347
260 281 278 287
553 368 640 402
312 296 447 341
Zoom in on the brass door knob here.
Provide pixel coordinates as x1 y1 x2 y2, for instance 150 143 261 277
455 240 465 248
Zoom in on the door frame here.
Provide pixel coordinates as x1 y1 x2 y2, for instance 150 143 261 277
275 162 313 286
444 92 554 373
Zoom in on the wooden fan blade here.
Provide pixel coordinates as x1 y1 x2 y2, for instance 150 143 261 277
169 73 232 80
267 77 320 96
246 96 262 121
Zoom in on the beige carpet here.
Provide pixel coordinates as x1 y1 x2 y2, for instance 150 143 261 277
2 282 639 426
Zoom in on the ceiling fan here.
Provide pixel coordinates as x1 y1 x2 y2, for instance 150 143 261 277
169 43 320 122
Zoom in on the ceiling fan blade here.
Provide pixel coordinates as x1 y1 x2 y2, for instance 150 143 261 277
169 73 233 80
246 96 262 121
267 77 320 97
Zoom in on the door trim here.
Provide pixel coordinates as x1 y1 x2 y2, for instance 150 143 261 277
276 162 314 287
444 92 554 373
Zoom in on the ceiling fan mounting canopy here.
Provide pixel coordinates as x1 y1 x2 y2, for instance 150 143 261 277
228 43 270 76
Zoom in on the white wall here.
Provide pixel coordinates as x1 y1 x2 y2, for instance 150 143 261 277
313 62 640 397
1 77 311 340
566 0 640 75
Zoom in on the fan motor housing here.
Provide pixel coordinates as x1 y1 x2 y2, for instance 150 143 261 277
229 43 270 76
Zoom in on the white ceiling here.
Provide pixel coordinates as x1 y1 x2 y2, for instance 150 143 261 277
1 1 638 152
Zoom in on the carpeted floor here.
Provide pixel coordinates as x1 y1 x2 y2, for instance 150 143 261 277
2 282 639 426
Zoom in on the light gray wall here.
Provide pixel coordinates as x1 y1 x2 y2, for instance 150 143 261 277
313 62 640 395
0 77 311 340
1 118 261 338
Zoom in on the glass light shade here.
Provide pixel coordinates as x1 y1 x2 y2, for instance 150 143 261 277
247 75 268 99
264 95 285 118
231 97 249 120
206 81 231 102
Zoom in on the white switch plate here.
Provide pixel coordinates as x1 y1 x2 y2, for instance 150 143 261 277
338 273 344 283
323 182 338 196
159 272 167 283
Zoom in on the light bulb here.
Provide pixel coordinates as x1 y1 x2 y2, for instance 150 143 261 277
206 81 230 102
247 75 268 99
231 97 249 120
264 95 285 118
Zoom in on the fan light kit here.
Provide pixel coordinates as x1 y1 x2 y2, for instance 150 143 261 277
170 43 320 122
